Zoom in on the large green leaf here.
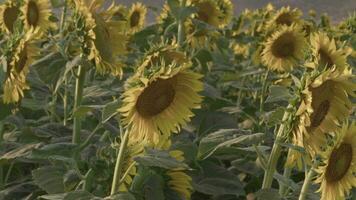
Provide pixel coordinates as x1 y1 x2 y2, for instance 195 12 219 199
28 143 78 160
0 143 43 164
134 149 189 170
265 85 292 103
192 161 245 196
32 166 66 194
197 129 265 160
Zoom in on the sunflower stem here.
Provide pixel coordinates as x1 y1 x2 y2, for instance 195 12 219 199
262 106 291 189
110 130 130 195
298 166 316 200
279 166 292 196
72 65 86 144
259 70 269 114
177 0 187 47
60 0 68 32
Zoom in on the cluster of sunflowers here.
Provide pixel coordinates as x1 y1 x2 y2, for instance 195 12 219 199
0 0 355 199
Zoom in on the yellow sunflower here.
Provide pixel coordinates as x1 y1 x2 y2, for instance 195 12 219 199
73 0 128 76
3 35 38 104
0 1 20 34
127 2 147 33
119 47 203 145
112 4 128 22
162 149 192 200
266 6 302 29
20 0 55 36
261 25 306 72
216 0 233 28
188 0 222 27
286 68 356 168
118 139 146 192
307 32 348 72
315 122 356 200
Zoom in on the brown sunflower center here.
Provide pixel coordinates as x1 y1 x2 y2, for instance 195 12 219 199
271 32 296 58
318 48 334 69
130 11 140 28
196 2 215 24
3 5 20 33
276 13 293 26
26 1 39 27
136 78 176 118
310 100 330 128
325 143 353 183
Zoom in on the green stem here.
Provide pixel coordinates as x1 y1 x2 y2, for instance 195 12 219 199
72 65 86 144
262 106 291 189
110 130 130 195
83 168 94 191
177 0 187 47
60 0 68 32
4 162 14 184
259 70 269 114
298 167 316 200
279 167 292 196
63 76 68 126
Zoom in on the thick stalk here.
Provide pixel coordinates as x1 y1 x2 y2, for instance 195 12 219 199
262 107 291 189
298 167 316 200
110 130 130 195
177 0 187 47
72 66 86 144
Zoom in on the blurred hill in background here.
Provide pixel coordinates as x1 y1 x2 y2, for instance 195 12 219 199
118 0 356 23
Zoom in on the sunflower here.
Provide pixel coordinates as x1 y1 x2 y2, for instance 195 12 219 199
165 150 193 200
188 0 222 27
0 1 20 34
315 122 356 200
118 139 146 192
266 6 302 29
73 0 128 76
20 0 55 36
286 68 356 168
112 4 128 22
261 25 306 72
127 2 147 33
307 32 348 72
119 46 203 145
3 35 38 104
216 0 233 28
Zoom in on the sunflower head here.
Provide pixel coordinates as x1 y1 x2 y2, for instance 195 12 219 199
287 68 356 168
20 0 56 36
188 0 222 28
119 45 203 145
73 0 128 77
0 1 20 34
2 34 38 104
112 4 128 22
315 122 356 200
266 6 302 29
128 2 147 33
307 32 348 72
261 25 306 72
216 0 233 28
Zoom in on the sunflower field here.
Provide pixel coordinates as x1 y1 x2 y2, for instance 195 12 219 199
0 0 355 199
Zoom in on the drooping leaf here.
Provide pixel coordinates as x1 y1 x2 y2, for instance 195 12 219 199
197 129 265 160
